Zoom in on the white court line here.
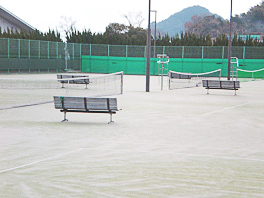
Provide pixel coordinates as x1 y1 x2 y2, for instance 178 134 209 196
202 102 250 116
0 148 83 174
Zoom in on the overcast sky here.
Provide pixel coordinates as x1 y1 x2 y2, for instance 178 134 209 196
1 0 263 34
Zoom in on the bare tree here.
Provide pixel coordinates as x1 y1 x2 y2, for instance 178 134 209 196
124 12 144 27
59 16 77 40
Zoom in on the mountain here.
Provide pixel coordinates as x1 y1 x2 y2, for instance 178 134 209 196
151 6 222 36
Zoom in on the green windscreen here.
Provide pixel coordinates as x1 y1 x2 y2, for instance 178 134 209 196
82 55 264 78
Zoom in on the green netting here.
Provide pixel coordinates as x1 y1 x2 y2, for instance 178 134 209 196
9 39 19 58
82 56 149 74
82 55 264 78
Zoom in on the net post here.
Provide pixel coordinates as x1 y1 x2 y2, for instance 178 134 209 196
168 70 171 90
157 54 169 90
121 71 124 94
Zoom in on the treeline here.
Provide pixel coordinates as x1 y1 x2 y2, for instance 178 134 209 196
66 26 264 46
66 24 147 45
0 24 263 46
0 27 62 42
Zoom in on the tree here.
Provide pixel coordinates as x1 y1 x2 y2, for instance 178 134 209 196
59 16 77 41
123 12 145 27
185 15 229 38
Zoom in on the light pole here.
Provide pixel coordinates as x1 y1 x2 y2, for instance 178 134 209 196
146 0 151 92
151 10 157 58
227 0 233 80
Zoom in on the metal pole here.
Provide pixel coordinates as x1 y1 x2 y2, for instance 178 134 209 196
161 63 163 90
227 0 233 80
146 0 151 92
151 10 157 58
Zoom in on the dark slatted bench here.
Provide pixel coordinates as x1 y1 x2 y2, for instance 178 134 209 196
53 96 120 124
57 74 89 88
202 80 240 95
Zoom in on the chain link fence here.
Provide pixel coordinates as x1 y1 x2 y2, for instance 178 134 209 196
1 38 264 73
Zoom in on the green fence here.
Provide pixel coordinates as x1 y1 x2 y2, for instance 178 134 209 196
1 38 264 75
0 38 83 73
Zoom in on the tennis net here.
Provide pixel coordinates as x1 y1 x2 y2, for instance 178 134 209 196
0 72 123 110
237 68 264 80
168 69 221 89
58 71 124 97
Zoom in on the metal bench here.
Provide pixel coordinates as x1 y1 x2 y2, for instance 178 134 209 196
57 74 89 88
53 96 120 124
202 80 240 95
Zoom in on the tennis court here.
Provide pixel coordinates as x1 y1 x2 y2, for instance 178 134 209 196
0 74 263 197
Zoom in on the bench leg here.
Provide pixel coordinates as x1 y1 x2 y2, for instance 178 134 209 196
207 88 209 94
62 111 68 122
108 113 114 124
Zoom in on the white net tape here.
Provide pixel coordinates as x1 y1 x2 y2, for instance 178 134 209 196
237 68 264 80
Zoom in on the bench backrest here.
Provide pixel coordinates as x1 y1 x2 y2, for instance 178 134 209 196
57 74 89 84
202 80 240 88
53 96 118 111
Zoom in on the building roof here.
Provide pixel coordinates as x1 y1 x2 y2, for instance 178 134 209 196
0 5 35 33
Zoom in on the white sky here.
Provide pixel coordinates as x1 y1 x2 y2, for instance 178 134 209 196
1 0 263 34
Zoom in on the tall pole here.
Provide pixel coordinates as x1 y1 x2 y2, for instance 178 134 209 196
151 10 157 58
227 0 233 80
146 0 151 92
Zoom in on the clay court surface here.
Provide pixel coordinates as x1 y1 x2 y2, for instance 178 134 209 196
0 74 263 197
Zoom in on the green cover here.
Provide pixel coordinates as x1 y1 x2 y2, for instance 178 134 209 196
82 55 264 78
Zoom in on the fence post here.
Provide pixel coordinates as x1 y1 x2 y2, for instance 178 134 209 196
47 41 49 59
18 39 20 58
80 43 82 71
222 46 225 60
89 44 91 56
73 43 75 60
28 39 30 59
182 46 184 59
56 42 58 59
202 46 204 73
38 40 40 59
7 38 10 59
243 46 246 59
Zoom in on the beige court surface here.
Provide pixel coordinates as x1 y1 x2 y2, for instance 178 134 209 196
0 74 263 197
